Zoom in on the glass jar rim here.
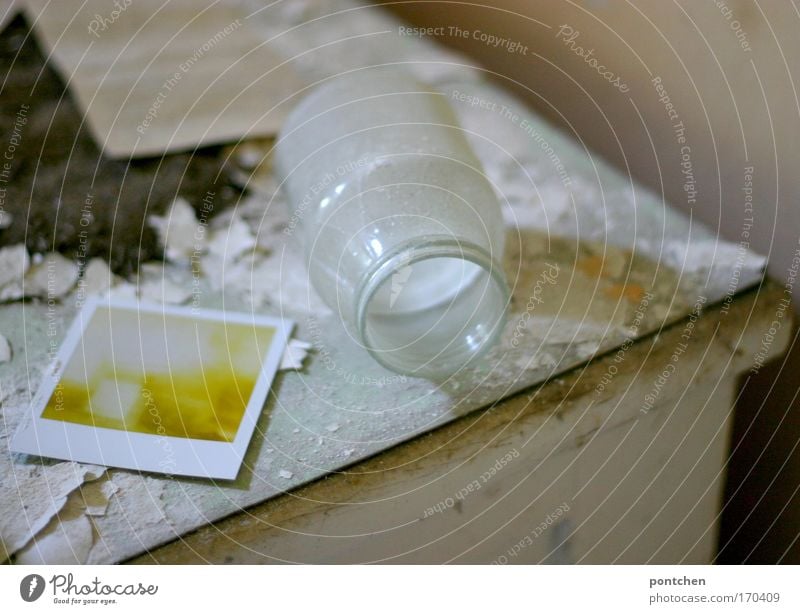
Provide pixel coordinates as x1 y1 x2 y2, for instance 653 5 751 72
354 236 509 379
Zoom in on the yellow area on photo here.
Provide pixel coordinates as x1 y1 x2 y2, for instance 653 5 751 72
41 306 275 442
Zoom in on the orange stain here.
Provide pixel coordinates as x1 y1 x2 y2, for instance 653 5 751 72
604 283 645 303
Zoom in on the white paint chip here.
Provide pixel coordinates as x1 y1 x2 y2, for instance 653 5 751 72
138 277 192 305
25 252 80 299
79 258 115 296
137 263 193 304
279 339 312 370
148 197 205 263
278 469 293 479
14 489 94 564
83 478 120 517
105 281 137 301
0 244 30 290
0 463 104 562
207 213 256 261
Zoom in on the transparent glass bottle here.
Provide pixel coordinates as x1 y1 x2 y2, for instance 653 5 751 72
276 68 508 379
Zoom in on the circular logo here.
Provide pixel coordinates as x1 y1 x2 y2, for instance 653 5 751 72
20 574 45 602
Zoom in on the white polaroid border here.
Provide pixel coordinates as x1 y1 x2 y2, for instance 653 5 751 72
11 297 293 480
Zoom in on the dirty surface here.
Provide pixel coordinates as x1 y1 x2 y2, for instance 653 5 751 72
0 1 766 563
0 15 240 275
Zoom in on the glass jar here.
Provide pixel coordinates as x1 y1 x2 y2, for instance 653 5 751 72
276 68 508 379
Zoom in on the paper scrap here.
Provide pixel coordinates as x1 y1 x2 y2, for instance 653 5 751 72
23 0 303 157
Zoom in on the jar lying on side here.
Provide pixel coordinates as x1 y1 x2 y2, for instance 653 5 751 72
276 67 508 379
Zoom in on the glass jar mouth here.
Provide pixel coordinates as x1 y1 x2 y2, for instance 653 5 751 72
355 237 509 380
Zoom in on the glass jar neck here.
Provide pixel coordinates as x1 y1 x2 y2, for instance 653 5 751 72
355 236 509 379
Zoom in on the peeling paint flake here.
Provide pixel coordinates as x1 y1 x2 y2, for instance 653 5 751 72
280 339 312 371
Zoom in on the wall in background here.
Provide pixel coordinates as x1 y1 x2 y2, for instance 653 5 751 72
385 0 799 298
383 0 799 563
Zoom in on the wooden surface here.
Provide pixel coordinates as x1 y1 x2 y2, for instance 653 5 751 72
132 282 791 564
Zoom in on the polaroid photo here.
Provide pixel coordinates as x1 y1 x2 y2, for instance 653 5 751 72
11 298 293 480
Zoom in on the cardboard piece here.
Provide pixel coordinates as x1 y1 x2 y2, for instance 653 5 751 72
23 0 303 157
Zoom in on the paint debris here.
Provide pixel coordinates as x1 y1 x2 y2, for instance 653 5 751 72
0 463 104 562
24 252 80 299
105 281 138 301
137 263 193 305
79 258 116 297
0 333 11 364
82 477 120 517
14 474 118 563
148 197 205 263
224 138 275 195
14 491 94 564
278 469 293 479
280 339 312 370
138 277 192 305
325 423 340 433
207 213 257 261
235 142 266 170
0 244 30 296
